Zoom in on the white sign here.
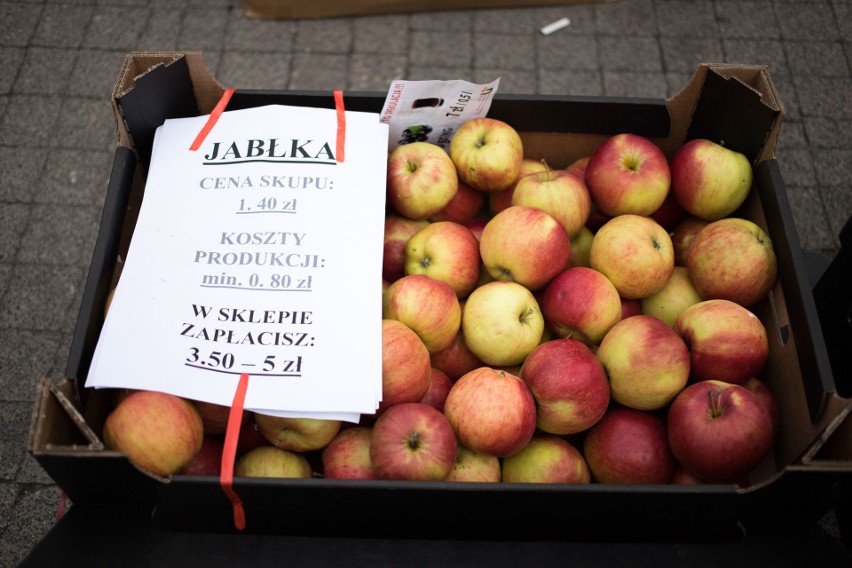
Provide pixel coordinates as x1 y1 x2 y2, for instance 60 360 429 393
86 104 389 422
380 78 500 152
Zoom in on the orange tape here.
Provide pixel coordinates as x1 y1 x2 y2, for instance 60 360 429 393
220 372 250 531
334 89 346 163
189 88 236 151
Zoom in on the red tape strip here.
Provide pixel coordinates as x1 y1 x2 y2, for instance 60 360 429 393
334 89 346 163
220 372 250 531
189 88 236 151
54 490 67 524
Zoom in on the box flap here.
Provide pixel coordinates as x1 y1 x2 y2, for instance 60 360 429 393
28 379 103 453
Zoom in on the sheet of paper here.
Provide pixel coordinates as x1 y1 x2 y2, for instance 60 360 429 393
87 104 388 422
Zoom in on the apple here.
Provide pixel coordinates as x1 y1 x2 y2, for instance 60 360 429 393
387 141 458 220
670 138 753 221
479 205 571 291
450 117 524 192
670 465 707 484
671 216 710 267
667 380 774 483
234 446 312 479
444 367 537 457
445 445 502 482
585 201 612 232
540 267 622 345
463 217 488 241
501 435 591 484
620 297 642 319
236 418 273 456
589 214 674 299
567 226 594 268
383 214 429 282
489 158 548 215
583 406 676 484
322 426 377 480
380 319 432 409
383 274 462 353
178 435 223 476
429 329 484 382
566 155 590 178
640 266 703 328
743 377 782 440
191 400 251 435
687 217 777 307
429 180 485 223
520 338 610 435
584 133 671 217
103 390 204 478
511 162 592 237
674 299 769 385
254 414 341 452
597 315 690 411
650 191 688 231
418 367 453 412
369 402 457 481
462 281 544 367
404 221 481 298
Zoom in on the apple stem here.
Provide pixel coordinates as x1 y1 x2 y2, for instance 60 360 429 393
540 158 553 182
708 387 723 419
407 431 421 450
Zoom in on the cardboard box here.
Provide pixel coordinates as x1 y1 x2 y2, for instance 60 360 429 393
28 51 852 540
243 0 609 20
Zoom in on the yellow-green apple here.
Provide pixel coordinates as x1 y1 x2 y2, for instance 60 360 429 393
103 390 204 478
489 158 548 215
429 329 484 382
671 138 753 221
650 191 688 231
667 380 773 483
387 141 458 220
567 226 594 268
596 315 690 411
254 413 341 452
383 214 429 282
589 214 674 299
566 155 590 178
383 274 461 352
620 297 642 319
640 266 703 328
444 367 537 457
584 133 671 217
178 435 223 476
190 400 251 435
445 445 502 482
321 426 377 480
380 319 432 409
501 435 591 484
540 267 622 345
462 281 544 366
511 163 592 237
450 117 524 192
583 405 676 484
743 377 781 441
520 338 610 435
369 402 457 481
674 299 769 385
404 221 481 298
479 205 571 291
430 180 485 223
687 217 777 307
418 367 453 412
234 446 312 479
671 216 710 267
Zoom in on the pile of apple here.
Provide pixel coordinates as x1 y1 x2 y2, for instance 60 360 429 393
103 117 782 487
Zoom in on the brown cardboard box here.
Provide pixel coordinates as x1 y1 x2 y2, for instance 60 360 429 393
28 51 852 540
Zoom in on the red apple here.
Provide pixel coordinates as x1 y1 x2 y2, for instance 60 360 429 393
418 367 453 412
322 426 377 480
380 319 432 409
667 380 773 483
178 435 223 476
191 400 251 435
479 205 571 291
674 299 768 385
387 141 458 219
234 446 312 479
444 367 537 457
383 214 429 282
236 418 273 456
489 158 548 215
501 435 591 484
430 180 485 223
450 118 524 192
650 191 688 231
589 214 674 299
743 377 781 441
566 155 590 178
671 216 710 267
254 414 341 452
383 274 462 353
429 329 484 382
540 267 622 345
687 217 777 307
583 406 676 484
446 445 502 482
585 133 671 217
511 162 592 237
670 138 753 221
463 217 488 241
369 402 457 481
670 465 707 484
620 297 642 319
520 338 610 435
404 221 481 298
103 390 204 478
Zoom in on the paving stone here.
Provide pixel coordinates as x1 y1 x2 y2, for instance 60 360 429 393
655 0 720 38
473 32 535 71
410 30 472 68
0 483 18 535
225 7 297 53
777 119 807 149
53 96 116 152
67 49 129 98
531 4 596 36
775 0 841 41
0 204 30 264
473 68 536 94
34 149 112 208
294 18 352 53
288 53 349 90
660 36 724 73
539 68 604 97
349 53 407 91
407 65 473 82
784 40 849 77
537 33 599 71
777 147 818 186
0 47 25 95
722 38 789 77
353 15 409 55
793 74 852 119
0 95 62 147
802 116 852 149
84 6 147 50
0 484 63 568
472 8 537 34
594 0 657 36
136 7 185 51
784 184 840 253
0 264 85 330
715 1 781 39
822 183 852 244
0 147 49 204
15 204 102 266
410 10 473 32
0 402 33 480
218 51 292 89
178 7 229 52
12 47 77 96
602 70 669 98
0 331 63 402
31 3 94 48
598 36 663 72
0 3 43 47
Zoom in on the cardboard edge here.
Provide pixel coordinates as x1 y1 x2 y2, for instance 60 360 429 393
28 379 104 454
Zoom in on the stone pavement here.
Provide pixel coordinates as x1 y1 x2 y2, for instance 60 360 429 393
0 0 850 564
